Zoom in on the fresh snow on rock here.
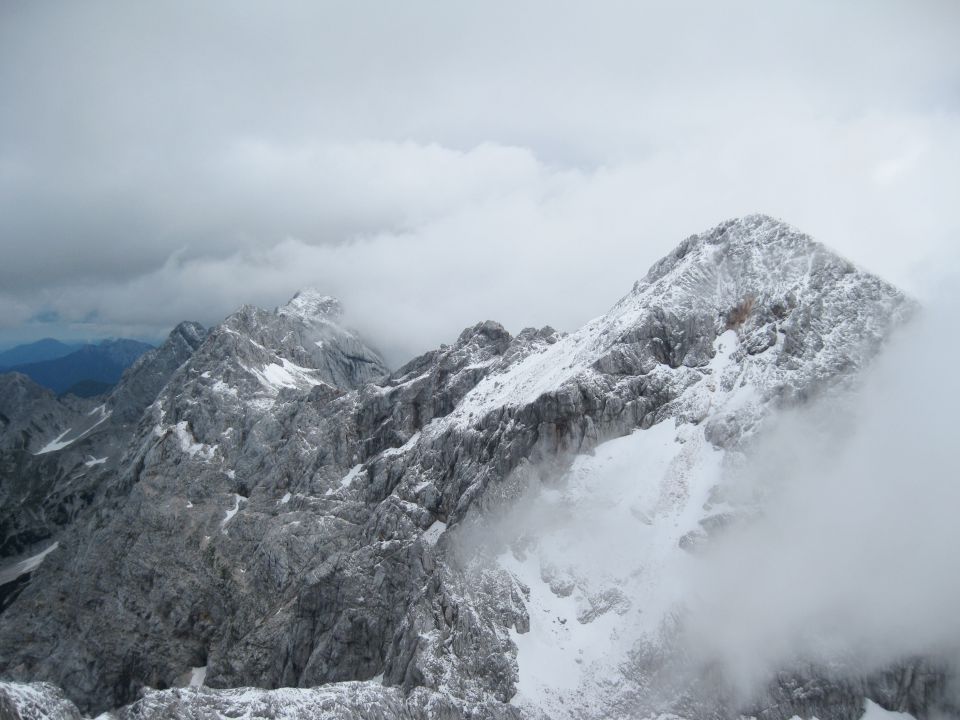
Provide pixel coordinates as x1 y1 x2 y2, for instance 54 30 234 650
173 421 217 460
422 520 447 546
340 464 364 487
34 405 113 455
189 665 207 688
862 699 918 720
220 494 246 532
0 681 81 720
503 419 724 717
34 428 74 455
0 542 60 586
247 358 323 393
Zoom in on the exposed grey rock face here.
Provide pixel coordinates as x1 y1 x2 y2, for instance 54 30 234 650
0 216 948 720
0 321 206 574
110 321 207 425
754 659 957 720
0 373 94 454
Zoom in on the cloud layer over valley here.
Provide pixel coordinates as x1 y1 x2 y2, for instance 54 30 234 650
1 1 958 364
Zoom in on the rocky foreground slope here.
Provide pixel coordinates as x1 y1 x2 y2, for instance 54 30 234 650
0 215 949 720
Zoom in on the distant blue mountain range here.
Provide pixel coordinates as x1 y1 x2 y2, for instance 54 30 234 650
0 338 154 396
0 338 83 368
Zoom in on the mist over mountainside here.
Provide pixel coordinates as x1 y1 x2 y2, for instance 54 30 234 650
0 215 952 720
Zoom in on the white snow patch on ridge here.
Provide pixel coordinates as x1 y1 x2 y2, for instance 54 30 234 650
220 494 246 532
861 699 917 720
341 464 364 487
35 405 113 455
210 379 238 397
246 358 322 394
189 666 207 688
35 429 73 455
0 542 60 586
381 433 420 457
174 421 217 461
325 464 365 496
422 521 446 546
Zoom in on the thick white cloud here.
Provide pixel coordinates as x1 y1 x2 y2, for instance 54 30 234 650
0 1 958 359
681 287 960 698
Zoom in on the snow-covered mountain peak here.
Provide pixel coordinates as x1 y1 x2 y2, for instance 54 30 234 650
277 289 344 321
127 294 388 481
629 214 840 307
447 215 909 427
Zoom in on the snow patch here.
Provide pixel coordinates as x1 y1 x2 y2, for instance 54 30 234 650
341 464 363 487
35 429 73 455
211 379 238 397
220 494 246 532
0 542 60 586
325 464 364 495
248 358 322 393
422 521 447 546
36 406 113 454
862 699 917 720
174 421 217 461
381 433 420 457
189 665 207 688
504 420 724 717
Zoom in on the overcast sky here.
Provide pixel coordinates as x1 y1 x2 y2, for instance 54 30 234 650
1 1 958 363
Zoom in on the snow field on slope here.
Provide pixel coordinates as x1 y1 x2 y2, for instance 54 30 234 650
502 330 757 719
504 419 725 718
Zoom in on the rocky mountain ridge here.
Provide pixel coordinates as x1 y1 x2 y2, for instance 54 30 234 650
0 215 948 720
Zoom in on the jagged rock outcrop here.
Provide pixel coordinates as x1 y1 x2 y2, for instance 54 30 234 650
0 321 207 581
110 321 207 425
0 216 949 720
0 373 94 454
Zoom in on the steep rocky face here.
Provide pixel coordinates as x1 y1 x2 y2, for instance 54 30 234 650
110 321 207 425
0 292 391 712
0 216 945 720
0 373 94 454
0 321 206 582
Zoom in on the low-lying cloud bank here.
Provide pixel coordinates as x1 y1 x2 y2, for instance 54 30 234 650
453 279 960 713
3 124 958 364
2 2 958 360
682 287 960 697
